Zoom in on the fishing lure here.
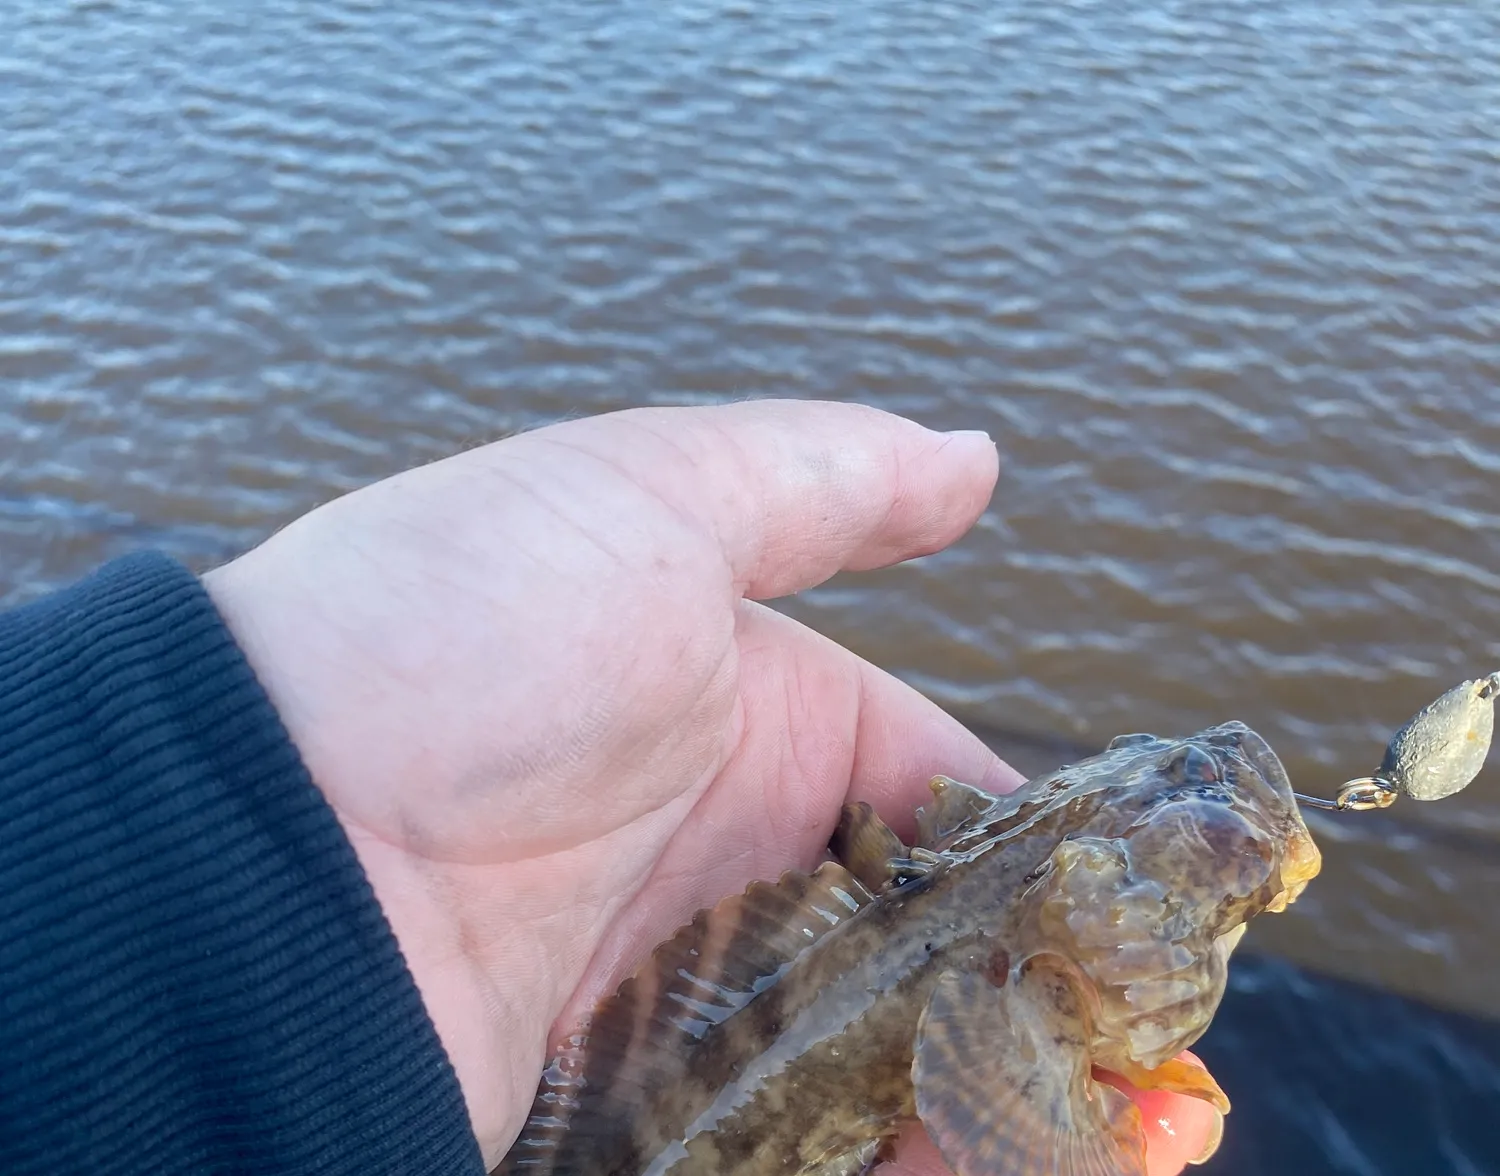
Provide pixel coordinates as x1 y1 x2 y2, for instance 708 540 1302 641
1296 672 1500 812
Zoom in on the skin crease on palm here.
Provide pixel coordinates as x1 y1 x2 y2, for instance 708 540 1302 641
202 399 1220 1175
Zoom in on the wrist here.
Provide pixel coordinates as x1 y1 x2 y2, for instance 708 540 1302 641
201 559 516 1162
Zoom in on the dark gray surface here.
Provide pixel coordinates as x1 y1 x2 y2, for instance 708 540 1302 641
1201 954 1500 1175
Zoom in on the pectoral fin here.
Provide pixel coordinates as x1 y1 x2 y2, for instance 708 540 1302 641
912 959 1147 1176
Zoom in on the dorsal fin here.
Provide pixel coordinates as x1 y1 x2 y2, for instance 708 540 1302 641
492 861 876 1176
830 801 913 893
915 774 1000 850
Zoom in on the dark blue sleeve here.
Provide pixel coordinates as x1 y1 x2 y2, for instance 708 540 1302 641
0 552 485 1176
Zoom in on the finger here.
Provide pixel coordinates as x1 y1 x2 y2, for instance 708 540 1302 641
872 1120 948 1176
718 602 1023 861
540 399 1000 599
1129 1051 1225 1174
840 619 1026 840
555 602 1022 1028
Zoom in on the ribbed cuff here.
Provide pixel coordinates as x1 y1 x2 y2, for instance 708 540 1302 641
0 552 483 1175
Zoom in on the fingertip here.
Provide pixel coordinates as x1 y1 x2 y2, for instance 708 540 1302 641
623 399 1001 598
856 424 1000 569
1131 1052 1226 1176
936 428 998 465
874 1119 949 1176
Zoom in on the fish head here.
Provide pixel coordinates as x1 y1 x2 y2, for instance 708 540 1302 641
1027 721 1321 1080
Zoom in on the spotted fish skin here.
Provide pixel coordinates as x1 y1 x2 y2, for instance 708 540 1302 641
492 721 1321 1176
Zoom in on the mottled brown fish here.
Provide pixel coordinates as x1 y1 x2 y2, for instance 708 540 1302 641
493 721 1322 1176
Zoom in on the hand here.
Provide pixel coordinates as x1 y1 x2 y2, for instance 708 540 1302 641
203 400 1218 1174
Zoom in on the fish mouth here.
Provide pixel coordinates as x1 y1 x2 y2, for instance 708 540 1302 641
1198 720 1324 910
1271 824 1322 908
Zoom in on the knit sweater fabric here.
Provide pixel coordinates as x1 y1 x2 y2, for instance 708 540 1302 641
0 552 485 1175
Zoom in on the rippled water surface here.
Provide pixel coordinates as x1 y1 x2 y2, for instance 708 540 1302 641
5 1 1500 1170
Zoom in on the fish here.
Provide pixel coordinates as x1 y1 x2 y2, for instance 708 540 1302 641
492 720 1323 1176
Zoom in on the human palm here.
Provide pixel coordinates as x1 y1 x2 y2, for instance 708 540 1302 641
204 400 1216 1175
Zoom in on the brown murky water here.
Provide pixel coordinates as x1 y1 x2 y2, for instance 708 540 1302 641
5 1 1500 1170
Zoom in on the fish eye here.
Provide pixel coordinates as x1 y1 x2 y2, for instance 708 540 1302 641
1198 724 1249 750
1158 743 1221 784
1107 733 1160 751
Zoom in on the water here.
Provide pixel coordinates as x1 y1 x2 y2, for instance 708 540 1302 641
4 0 1500 1169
